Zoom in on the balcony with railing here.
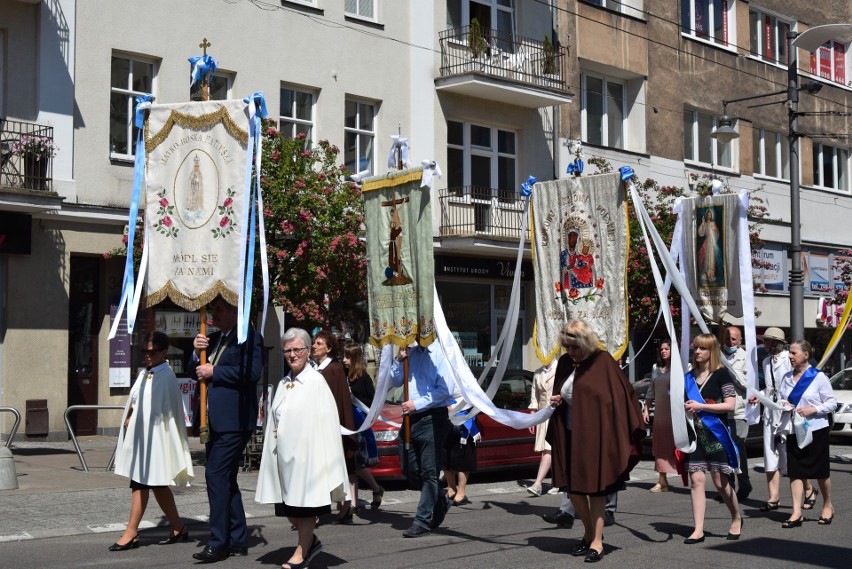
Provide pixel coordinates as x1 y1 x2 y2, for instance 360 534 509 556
0 119 55 192
438 186 529 242
437 26 573 108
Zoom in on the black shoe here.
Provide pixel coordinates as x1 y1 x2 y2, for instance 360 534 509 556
569 540 590 556
402 524 431 538
429 495 452 529
108 535 139 551
159 526 189 545
304 536 323 564
334 503 354 525
229 546 248 556
542 509 574 529
452 496 472 506
727 517 744 540
584 548 604 563
193 545 230 563
781 516 803 528
683 535 705 544
371 487 384 510
604 511 615 527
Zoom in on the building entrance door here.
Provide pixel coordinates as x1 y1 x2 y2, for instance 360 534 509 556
67 256 100 436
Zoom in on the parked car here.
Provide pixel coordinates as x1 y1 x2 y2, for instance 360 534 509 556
369 367 539 480
829 367 852 438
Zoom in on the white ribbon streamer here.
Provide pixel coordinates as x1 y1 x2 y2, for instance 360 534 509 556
387 135 410 169
420 160 443 189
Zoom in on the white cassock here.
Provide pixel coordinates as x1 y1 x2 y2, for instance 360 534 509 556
114 362 194 486
255 366 349 507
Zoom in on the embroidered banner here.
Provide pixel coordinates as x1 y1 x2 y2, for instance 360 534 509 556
144 100 249 310
679 193 745 322
363 167 435 348
532 173 628 364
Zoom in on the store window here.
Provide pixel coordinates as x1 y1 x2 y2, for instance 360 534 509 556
344 98 376 176
280 86 316 142
110 53 156 158
748 8 791 65
752 127 789 180
683 108 733 169
437 281 525 369
681 0 735 47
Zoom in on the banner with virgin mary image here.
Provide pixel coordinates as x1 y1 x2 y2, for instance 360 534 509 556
679 193 746 322
531 173 629 364
362 166 435 348
143 100 250 310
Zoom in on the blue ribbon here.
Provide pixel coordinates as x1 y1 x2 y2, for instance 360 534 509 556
619 165 635 181
520 175 536 197
788 366 819 407
685 371 740 470
566 158 584 175
237 92 268 343
188 54 217 87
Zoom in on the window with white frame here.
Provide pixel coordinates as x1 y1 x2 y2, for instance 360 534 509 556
344 99 376 176
812 142 850 192
752 127 789 180
280 87 315 142
582 0 644 15
446 119 517 203
748 8 791 65
683 109 733 169
345 0 375 20
810 41 849 87
110 54 156 157
190 72 232 101
681 0 735 47
447 0 514 49
582 74 625 149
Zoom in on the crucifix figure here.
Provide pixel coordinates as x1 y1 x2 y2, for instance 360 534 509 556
381 192 413 286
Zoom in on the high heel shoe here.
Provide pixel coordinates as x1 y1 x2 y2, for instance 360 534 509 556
803 488 819 510
108 535 140 551
759 501 780 511
727 517 744 540
158 525 189 545
334 503 354 525
782 516 804 528
818 513 835 525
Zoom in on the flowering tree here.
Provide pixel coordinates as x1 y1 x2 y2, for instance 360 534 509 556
258 126 366 328
586 158 771 332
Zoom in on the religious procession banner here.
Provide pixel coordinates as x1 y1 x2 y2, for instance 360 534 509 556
143 99 250 310
532 173 628 364
363 166 435 348
678 193 746 322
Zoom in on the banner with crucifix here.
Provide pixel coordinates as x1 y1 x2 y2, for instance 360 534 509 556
531 173 629 364
363 166 435 348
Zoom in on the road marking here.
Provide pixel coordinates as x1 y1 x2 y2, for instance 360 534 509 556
87 523 126 533
0 533 34 542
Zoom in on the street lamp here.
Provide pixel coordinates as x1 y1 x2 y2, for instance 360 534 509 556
711 24 852 342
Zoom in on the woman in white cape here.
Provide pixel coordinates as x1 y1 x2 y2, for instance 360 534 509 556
256 327 349 569
111 331 194 551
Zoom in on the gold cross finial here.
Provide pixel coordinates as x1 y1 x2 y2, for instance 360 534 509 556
199 38 212 55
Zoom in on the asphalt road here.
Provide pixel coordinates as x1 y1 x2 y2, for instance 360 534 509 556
1 442 850 568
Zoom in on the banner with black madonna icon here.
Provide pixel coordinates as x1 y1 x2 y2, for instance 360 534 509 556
143 100 251 310
363 166 435 348
531 173 628 364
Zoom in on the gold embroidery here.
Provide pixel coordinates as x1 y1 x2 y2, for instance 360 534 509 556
144 280 238 311
146 106 249 153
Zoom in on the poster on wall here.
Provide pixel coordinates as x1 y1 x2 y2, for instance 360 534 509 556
833 252 851 292
808 251 832 293
753 244 786 292
109 303 131 388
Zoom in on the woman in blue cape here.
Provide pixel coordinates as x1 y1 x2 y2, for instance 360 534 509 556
682 333 742 544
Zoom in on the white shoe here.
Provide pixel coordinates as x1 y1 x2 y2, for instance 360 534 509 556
527 485 542 497
547 486 560 495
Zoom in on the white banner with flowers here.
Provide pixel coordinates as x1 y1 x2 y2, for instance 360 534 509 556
144 100 250 310
531 173 629 364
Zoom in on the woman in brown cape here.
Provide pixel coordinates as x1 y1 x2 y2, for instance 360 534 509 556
546 320 644 563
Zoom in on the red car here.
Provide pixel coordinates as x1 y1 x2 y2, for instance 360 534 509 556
369 368 540 480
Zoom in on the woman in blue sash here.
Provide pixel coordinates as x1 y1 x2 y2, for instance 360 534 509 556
779 340 837 528
683 333 742 544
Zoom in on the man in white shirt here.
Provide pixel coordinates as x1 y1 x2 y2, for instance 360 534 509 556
723 326 752 501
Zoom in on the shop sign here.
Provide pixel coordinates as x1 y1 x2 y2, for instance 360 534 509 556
434 254 533 281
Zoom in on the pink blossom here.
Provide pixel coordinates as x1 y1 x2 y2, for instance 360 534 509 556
159 198 169 207
223 197 233 208
103 252 109 259
276 251 285 259
266 127 279 136
122 235 129 245
271 151 280 161
219 216 229 228
163 216 172 227
298 210 312 222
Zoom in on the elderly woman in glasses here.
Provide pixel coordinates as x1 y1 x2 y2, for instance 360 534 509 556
111 331 194 551
256 327 349 569
547 320 644 563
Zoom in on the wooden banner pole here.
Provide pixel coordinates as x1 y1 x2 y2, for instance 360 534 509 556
197 36 212 445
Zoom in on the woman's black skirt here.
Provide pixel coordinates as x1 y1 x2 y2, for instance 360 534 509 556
274 503 332 518
787 427 831 480
444 434 477 473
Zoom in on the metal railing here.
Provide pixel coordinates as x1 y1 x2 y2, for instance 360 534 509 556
0 118 55 191
64 405 124 472
438 186 529 241
0 407 21 449
438 26 568 91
